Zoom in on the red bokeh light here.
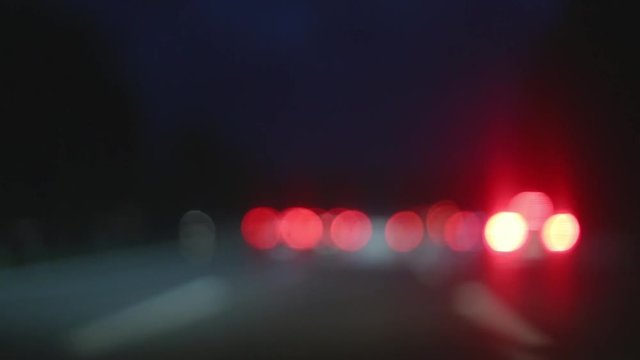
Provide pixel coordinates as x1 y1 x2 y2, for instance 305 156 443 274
241 207 280 250
317 208 347 246
385 211 424 252
279 207 323 250
541 213 580 252
444 211 482 251
330 210 372 252
426 201 459 243
484 211 528 253
508 191 554 231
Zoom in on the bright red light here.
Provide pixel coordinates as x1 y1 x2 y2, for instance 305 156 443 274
484 212 528 253
508 191 554 231
385 211 424 252
279 207 323 250
541 213 580 252
241 207 280 250
444 211 482 251
426 201 459 243
330 210 372 252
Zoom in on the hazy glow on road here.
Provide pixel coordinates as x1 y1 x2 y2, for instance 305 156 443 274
68 276 228 357
241 207 280 250
508 191 554 231
484 212 528 252
330 210 372 252
280 207 323 250
385 211 424 252
454 282 552 348
541 213 580 252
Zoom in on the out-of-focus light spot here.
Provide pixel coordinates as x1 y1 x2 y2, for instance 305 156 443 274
508 192 554 231
385 211 424 252
541 213 580 252
179 210 216 263
330 210 372 252
241 207 280 250
426 201 459 243
280 207 323 250
444 211 482 252
484 212 528 253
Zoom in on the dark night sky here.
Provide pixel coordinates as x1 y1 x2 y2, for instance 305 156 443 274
1 0 638 247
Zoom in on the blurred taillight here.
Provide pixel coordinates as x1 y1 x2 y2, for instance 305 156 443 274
541 213 580 252
484 211 528 253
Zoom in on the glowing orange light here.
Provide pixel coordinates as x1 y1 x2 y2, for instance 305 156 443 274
508 191 554 231
484 212 528 252
279 207 323 250
541 213 580 252
330 210 372 252
426 201 459 243
241 207 280 250
385 211 424 252
444 211 482 251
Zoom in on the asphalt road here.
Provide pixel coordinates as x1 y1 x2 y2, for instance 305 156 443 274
0 225 636 359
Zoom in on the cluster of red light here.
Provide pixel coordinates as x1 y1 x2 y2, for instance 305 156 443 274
424 201 484 252
485 192 580 254
241 207 373 252
241 191 580 255
240 205 480 253
385 205 485 253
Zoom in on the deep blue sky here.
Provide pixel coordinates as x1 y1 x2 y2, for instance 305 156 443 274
58 0 566 179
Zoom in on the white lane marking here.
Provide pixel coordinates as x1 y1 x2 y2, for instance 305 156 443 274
454 281 552 347
67 275 228 357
